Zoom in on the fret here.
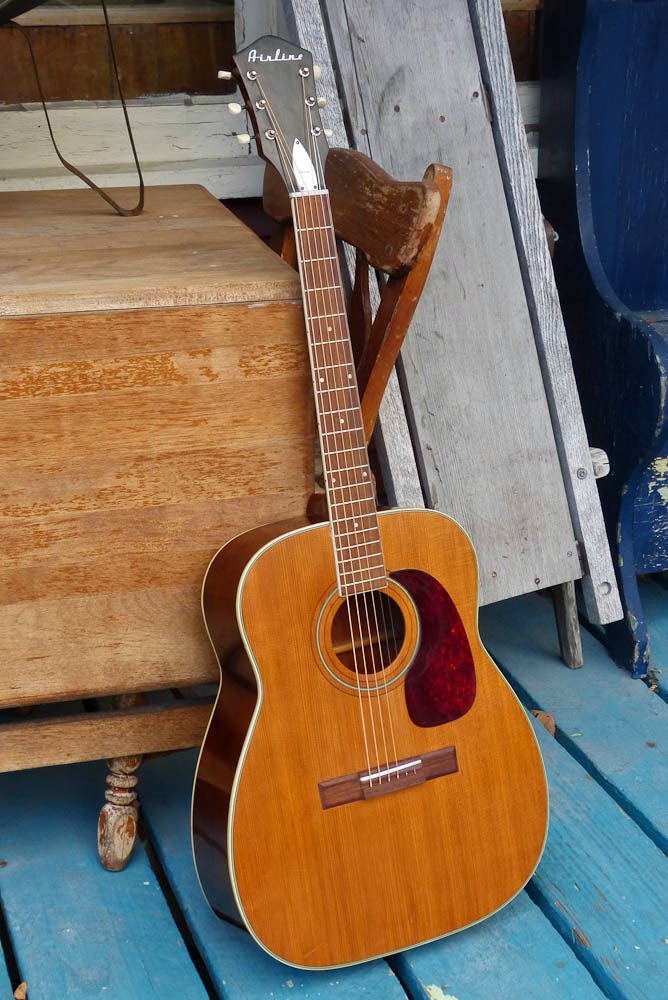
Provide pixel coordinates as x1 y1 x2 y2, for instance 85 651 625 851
305 285 342 294
320 428 365 438
330 512 378 526
336 555 386 570
326 464 371 475
308 311 346 320
322 448 369 461
340 572 389 586
301 255 338 263
329 479 375 491
329 498 377 510
314 363 356 373
332 536 383 553
316 382 356 395
314 405 360 416
333 539 384 556
311 339 350 347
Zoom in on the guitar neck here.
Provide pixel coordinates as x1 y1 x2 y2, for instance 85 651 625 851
291 190 387 597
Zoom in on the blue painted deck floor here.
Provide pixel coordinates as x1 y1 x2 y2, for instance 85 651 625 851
1 592 667 1000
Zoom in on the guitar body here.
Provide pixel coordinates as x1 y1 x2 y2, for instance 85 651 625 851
192 507 548 969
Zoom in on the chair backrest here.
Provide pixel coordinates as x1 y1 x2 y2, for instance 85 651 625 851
578 0 668 311
263 146 451 443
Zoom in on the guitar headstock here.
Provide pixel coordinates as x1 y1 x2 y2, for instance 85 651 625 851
228 36 330 195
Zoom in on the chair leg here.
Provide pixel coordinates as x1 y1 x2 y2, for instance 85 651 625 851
97 691 146 871
551 581 584 668
98 753 142 871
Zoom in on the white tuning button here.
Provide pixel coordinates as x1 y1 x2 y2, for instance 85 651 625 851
236 133 251 145
323 128 333 138
317 97 326 108
313 65 322 80
218 70 233 80
228 102 243 115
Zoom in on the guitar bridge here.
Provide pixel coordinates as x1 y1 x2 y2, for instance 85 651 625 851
318 745 458 810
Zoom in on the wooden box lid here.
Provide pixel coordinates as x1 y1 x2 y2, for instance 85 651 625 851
0 184 301 317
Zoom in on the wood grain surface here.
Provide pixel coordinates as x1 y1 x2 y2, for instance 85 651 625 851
0 185 314 710
0 185 301 315
469 0 620 624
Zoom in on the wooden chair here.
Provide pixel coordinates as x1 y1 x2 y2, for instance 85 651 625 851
263 146 452 458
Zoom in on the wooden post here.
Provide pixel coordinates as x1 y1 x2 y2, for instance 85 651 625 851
97 695 144 872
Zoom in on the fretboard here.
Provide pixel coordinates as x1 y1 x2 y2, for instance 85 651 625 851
291 190 388 597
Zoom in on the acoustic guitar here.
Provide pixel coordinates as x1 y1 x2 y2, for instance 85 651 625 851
192 35 548 970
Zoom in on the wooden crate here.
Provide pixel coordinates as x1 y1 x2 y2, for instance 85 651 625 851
0 184 312 766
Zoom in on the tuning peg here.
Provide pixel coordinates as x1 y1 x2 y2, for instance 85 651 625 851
228 102 243 115
313 65 322 80
218 70 233 80
236 133 252 145
317 97 326 108
323 128 333 138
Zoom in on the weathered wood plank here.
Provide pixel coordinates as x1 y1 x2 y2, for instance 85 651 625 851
0 761 209 999
0 701 211 771
323 0 578 608
0 99 263 199
140 750 410 998
0 187 300 314
16 2 234 25
527 718 668 1000
393 890 605 999
469 0 621 625
481 593 668 853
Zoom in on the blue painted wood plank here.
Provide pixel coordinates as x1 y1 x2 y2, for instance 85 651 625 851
0 762 208 1000
527 719 668 1000
480 594 668 853
140 750 408 999
392 889 605 999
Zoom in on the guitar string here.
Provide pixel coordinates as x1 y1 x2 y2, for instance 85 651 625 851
298 79 386 780
259 76 399 783
301 137 390 777
264 82 386 779
308 134 399 779
253 78 374 779
312 158 401 776
296 187 384 780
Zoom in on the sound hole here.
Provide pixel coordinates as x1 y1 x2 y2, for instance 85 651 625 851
330 590 406 674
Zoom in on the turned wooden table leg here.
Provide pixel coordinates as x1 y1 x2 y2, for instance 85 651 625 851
97 692 146 871
98 753 142 871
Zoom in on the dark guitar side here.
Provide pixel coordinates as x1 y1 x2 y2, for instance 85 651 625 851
192 507 548 969
191 514 308 916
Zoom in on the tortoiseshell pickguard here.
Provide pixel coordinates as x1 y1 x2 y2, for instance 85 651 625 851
393 569 476 727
